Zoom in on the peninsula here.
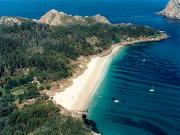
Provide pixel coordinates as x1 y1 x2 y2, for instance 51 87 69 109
0 9 167 135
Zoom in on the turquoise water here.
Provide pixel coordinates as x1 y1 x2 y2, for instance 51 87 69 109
87 1 180 135
0 0 180 135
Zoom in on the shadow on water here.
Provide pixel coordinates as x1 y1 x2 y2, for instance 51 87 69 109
113 116 168 135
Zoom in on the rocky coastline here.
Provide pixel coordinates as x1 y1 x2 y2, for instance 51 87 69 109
160 0 180 19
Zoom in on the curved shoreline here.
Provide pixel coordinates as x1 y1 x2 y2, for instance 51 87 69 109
53 46 121 112
53 34 167 113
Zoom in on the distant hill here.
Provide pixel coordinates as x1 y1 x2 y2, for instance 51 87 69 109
160 0 180 19
39 9 110 26
0 9 110 27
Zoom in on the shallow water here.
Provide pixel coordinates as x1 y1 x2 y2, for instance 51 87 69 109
1 0 180 135
87 1 180 135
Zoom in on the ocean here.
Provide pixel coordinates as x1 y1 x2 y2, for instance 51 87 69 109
0 0 180 135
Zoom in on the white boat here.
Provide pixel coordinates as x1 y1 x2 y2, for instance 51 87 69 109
142 58 146 62
114 99 119 103
149 86 155 92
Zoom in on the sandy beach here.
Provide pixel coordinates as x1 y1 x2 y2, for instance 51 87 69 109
53 45 122 112
53 34 167 112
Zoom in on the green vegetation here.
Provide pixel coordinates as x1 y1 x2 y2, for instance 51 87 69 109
0 101 90 135
0 20 162 135
0 22 161 82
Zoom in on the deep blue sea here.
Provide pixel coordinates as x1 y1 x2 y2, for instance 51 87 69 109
0 0 180 135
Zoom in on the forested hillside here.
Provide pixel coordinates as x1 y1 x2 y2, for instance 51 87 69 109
0 21 161 82
0 18 162 135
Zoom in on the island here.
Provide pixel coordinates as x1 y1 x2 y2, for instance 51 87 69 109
0 9 167 135
160 0 180 19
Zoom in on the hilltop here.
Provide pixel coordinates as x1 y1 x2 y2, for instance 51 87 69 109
39 9 110 26
0 9 110 27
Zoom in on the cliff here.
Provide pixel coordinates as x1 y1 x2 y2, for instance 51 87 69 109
160 0 180 19
39 9 110 26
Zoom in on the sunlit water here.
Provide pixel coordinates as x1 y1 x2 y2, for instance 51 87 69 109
0 0 179 135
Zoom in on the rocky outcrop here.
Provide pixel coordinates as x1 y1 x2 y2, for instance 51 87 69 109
92 14 110 24
160 0 180 19
0 17 22 26
39 9 110 26
0 16 32 26
0 9 110 27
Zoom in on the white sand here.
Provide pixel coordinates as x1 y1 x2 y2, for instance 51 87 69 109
53 45 122 111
